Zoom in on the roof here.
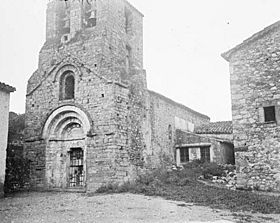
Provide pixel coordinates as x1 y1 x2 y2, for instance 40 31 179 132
176 129 232 145
194 121 232 134
124 0 144 17
222 20 280 61
0 82 16 93
148 90 210 120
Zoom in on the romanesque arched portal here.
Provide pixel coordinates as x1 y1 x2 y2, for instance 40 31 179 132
42 105 91 190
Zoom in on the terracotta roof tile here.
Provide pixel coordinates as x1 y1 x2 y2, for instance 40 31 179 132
195 121 232 134
0 82 16 93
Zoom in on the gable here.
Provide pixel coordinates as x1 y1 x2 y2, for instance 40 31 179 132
27 56 109 97
222 20 280 62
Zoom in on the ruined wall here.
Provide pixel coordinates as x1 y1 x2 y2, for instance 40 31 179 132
147 91 210 167
0 90 10 197
228 26 280 191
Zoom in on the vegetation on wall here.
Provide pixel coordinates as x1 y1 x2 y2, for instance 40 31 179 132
8 112 25 143
4 112 30 194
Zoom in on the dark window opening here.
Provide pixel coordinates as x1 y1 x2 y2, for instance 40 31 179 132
84 0 97 28
200 147 210 163
168 124 172 140
69 148 84 188
125 7 133 34
58 4 70 35
65 75 75 99
63 35 69 42
125 45 132 74
180 148 189 163
264 106 276 122
59 71 75 100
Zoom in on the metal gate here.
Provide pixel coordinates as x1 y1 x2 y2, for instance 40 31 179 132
69 148 84 188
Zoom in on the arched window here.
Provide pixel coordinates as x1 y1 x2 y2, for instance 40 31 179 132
60 71 75 100
168 124 172 140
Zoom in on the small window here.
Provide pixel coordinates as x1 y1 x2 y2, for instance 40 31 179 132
65 75 75 99
125 45 131 73
59 6 70 35
180 148 189 163
200 147 210 163
264 106 276 122
85 0 97 28
168 124 172 140
125 7 133 34
60 71 75 100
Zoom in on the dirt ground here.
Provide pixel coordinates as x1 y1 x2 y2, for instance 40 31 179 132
0 192 279 223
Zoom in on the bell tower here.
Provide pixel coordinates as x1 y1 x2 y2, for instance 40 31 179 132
40 0 144 83
25 0 148 192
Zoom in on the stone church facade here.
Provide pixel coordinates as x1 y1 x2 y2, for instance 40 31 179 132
223 21 280 191
25 0 209 193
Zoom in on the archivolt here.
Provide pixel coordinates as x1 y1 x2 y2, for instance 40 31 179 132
42 105 91 140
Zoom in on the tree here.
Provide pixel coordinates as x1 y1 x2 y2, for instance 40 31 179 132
8 112 25 144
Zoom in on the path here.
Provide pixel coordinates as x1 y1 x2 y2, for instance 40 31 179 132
0 192 279 223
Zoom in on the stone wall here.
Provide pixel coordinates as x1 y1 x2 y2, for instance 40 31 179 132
199 133 233 142
0 90 10 197
224 24 280 191
25 0 146 192
146 91 210 167
25 62 135 191
28 0 143 92
176 130 234 165
25 0 210 192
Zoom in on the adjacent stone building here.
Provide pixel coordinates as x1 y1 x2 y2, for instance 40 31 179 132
24 0 210 193
222 21 280 191
0 82 16 197
176 121 234 166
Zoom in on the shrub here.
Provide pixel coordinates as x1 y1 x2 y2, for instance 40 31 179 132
94 165 280 214
4 157 30 193
96 181 140 194
201 162 224 179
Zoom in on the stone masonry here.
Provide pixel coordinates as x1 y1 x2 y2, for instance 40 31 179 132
0 82 15 197
25 0 209 193
176 121 234 166
223 21 280 191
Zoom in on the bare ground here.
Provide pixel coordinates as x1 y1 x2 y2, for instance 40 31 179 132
0 192 279 223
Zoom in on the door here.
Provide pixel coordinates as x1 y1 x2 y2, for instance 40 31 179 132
68 148 84 188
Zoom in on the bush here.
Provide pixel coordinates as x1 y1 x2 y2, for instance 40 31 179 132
96 181 138 194
4 157 30 193
201 162 224 179
94 165 280 214
95 183 120 193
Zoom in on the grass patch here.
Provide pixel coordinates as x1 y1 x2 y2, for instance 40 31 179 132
96 163 280 214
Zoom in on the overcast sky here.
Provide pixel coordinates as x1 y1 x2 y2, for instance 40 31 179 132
1 0 280 121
